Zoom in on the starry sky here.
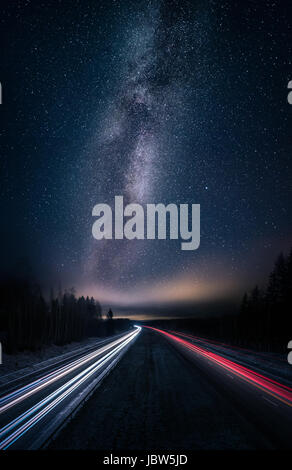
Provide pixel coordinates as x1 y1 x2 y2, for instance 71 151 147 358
1 0 291 315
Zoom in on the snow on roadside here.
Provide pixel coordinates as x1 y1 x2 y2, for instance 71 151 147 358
0 337 101 377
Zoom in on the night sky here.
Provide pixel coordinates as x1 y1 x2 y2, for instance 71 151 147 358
1 0 291 314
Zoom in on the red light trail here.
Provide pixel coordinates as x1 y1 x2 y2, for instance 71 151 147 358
143 326 292 407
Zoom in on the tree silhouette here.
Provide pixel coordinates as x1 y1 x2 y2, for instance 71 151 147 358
0 277 105 353
236 250 292 351
107 308 113 320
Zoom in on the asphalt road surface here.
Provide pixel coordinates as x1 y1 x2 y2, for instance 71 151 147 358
49 327 292 450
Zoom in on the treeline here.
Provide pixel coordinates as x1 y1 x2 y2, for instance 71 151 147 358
202 249 292 351
237 250 292 351
145 249 292 353
0 278 104 353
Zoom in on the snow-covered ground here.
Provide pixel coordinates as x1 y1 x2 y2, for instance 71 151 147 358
0 337 101 378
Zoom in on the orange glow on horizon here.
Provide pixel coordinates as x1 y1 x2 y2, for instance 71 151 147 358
77 272 240 308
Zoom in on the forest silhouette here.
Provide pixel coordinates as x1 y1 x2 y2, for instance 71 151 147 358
0 249 291 354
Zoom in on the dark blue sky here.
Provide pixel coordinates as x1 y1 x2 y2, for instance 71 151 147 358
1 0 291 310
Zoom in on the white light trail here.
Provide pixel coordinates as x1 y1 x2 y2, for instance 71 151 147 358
0 327 141 450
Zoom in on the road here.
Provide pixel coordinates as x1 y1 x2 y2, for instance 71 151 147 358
1 325 291 450
0 327 141 450
145 327 292 448
49 327 292 450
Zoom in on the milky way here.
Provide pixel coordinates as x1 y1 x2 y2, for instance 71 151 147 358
79 0 211 296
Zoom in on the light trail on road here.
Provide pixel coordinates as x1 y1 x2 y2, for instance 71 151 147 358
168 330 286 364
144 327 292 407
0 330 138 413
0 327 141 450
